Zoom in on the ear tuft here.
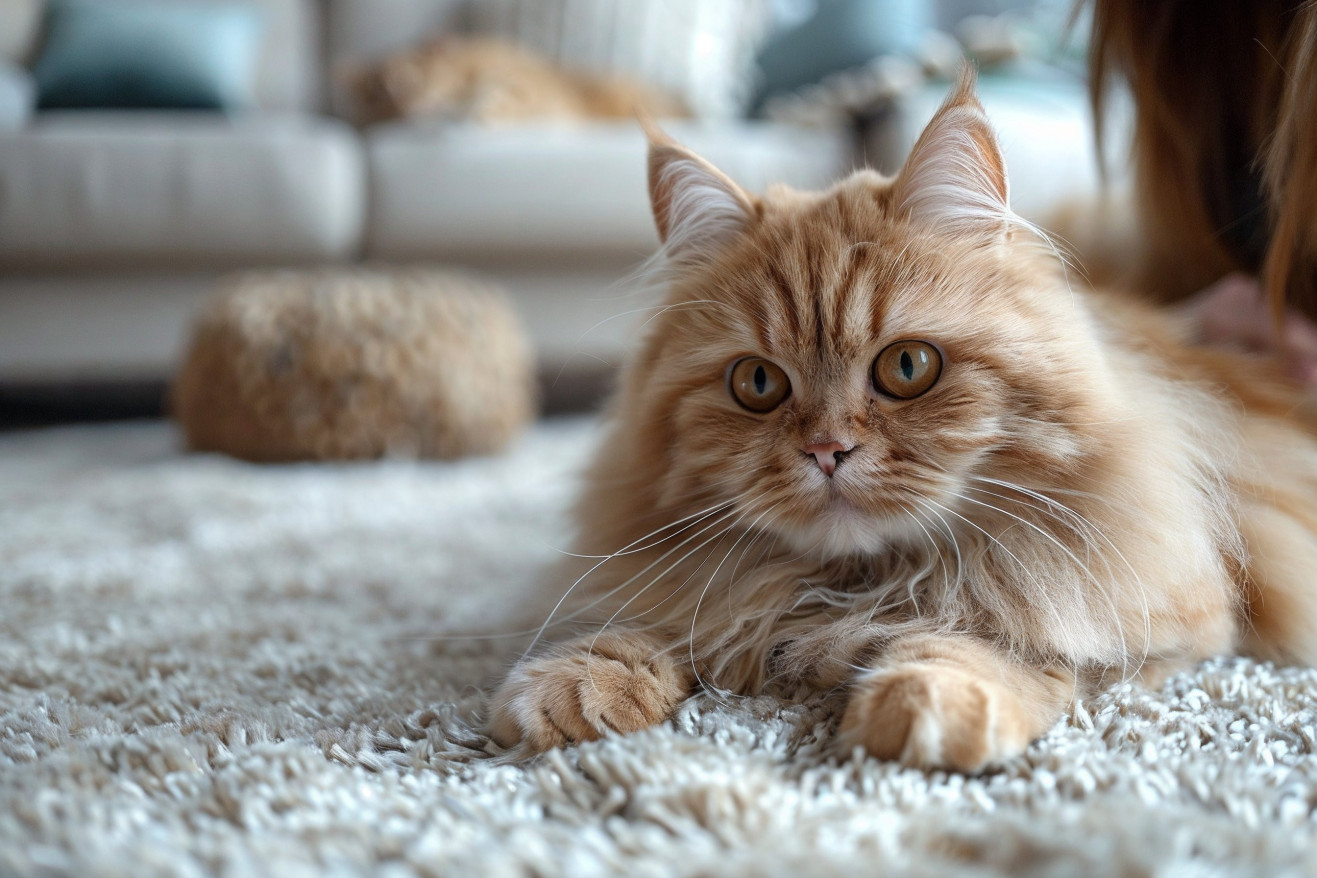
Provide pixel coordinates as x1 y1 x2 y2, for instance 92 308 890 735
646 126 756 267
893 66 1010 237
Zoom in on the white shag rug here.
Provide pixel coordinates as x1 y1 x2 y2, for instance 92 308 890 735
2 419 1316 877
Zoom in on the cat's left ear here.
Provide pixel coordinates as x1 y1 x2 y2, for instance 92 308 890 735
892 67 1010 238
645 122 757 267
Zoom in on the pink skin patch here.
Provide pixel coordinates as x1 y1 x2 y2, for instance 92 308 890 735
1180 272 1317 385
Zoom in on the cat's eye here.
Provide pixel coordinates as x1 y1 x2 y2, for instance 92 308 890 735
729 357 791 412
873 341 942 399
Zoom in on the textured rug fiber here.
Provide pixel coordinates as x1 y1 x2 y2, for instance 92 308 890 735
2 419 1316 877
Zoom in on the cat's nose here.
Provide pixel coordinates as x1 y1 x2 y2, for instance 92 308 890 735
802 440 854 476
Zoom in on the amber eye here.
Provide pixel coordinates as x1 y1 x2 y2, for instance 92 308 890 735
729 357 791 412
873 340 942 399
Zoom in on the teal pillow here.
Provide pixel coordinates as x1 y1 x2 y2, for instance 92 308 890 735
33 0 264 110
754 0 934 110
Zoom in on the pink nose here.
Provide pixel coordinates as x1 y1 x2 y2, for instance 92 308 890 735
802 440 853 476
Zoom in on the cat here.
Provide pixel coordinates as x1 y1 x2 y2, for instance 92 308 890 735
488 69 1317 772
347 36 688 127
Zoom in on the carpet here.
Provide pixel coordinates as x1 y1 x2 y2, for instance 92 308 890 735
1 418 1316 877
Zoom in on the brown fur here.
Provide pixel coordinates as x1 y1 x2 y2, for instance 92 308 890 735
347 36 688 126
1087 0 1317 315
489 71 1317 772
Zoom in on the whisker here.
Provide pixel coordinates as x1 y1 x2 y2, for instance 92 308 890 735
523 500 746 658
900 503 951 615
585 507 754 678
578 299 736 339
967 476 1151 675
687 502 781 702
910 496 965 603
725 511 777 619
975 477 1149 614
948 490 1132 678
921 496 1075 651
554 498 740 560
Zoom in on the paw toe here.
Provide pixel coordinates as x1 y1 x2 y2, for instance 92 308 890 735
578 658 673 734
489 646 687 753
841 664 1016 773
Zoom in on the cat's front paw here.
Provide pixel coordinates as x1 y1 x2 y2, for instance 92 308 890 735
488 634 690 753
838 663 1029 773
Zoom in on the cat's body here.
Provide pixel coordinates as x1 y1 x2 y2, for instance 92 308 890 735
490 72 1317 771
348 36 687 127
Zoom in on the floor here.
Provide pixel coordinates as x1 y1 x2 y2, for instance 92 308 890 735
0 363 614 430
1 418 1315 875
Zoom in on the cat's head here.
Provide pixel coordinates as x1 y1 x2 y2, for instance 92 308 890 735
629 70 1116 557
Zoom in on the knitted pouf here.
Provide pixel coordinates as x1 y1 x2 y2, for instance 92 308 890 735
173 268 536 461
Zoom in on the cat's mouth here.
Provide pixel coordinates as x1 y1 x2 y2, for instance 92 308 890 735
818 472 894 515
824 489 861 515
786 503 912 556
761 480 922 556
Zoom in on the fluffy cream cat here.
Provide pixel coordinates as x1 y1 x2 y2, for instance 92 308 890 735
347 36 688 126
489 71 1317 772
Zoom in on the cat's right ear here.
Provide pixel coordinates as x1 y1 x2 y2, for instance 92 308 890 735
645 124 756 267
891 66 1010 239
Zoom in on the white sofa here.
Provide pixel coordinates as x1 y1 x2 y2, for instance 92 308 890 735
0 0 854 398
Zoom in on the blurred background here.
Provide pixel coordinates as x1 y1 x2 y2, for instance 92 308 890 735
0 0 1111 427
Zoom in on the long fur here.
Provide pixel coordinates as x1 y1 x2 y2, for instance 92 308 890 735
490 70 1317 768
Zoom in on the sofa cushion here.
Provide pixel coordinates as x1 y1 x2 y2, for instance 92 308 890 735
363 121 853 261
324 0 466 118
464 0 773 119
327 0 465 64
325 0 772 120
242 0 320 112
0 114 364 268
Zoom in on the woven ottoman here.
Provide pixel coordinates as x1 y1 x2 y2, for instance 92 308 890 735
173 267 536 462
